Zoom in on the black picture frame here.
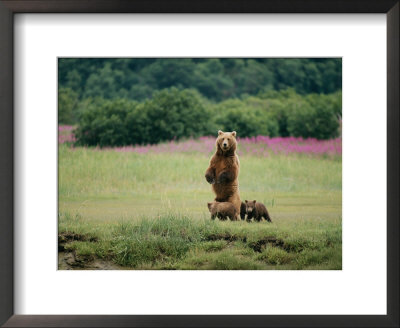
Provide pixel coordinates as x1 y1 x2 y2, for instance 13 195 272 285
0 1 398 327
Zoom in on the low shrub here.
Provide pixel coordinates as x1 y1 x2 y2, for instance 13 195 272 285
74 88 341 147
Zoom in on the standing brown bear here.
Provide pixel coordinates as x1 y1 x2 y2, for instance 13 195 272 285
205 130 241 219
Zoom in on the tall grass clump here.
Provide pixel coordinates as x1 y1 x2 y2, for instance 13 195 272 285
59 212 342 270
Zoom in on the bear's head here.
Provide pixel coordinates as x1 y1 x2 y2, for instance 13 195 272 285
245 200 256 214
216 130 237 154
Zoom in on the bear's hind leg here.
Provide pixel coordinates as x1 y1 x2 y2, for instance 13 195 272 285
264 210 272 222
217 213 227 221
240 203 246 221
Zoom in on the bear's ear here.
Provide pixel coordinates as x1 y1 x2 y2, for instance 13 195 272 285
218 130 224 136
231 131 237 137
245 200 248 203
253 200 256 203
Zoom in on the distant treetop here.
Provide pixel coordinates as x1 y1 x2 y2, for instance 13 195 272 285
58 58 341 102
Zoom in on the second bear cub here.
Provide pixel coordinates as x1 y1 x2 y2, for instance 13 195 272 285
207 201 237 221
244 200 272 222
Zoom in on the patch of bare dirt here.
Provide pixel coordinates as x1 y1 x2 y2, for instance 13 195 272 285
248 237 285 252
58 252 125 270
58 232 98 252
58 232 124 270
206 233 246 242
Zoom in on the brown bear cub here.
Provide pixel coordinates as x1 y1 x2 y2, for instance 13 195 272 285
205 130 241 219
207 201 237 221
244 200 272 222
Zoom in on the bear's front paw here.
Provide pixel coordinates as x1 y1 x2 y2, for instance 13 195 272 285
217 171 231 184
205 173 216 184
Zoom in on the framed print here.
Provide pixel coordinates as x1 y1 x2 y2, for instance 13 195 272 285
0 1 398 327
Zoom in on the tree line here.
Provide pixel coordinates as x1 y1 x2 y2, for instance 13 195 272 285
71 87 341 147
59 58 341 104
58 58 342 146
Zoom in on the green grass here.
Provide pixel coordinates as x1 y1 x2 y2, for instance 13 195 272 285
58 144 342 270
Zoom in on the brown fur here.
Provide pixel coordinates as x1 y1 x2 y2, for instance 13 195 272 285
207 201 237 221
240 201 247 220
245 200 272 222
205 130 241 218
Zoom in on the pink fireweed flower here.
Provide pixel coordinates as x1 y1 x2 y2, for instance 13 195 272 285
59 125 341 158
111 136 341 158
58 125 75 132
58 125 76 144
58 134 76 144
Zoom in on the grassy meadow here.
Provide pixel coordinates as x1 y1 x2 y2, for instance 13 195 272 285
58 136 342 270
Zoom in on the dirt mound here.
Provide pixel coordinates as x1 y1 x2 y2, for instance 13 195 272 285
58 232 121 270
206 233 245 242
58 232 98 243
58 252 125 270
248 237 285 252
58 232 98 251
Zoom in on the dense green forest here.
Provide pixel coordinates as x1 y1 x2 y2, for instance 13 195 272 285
58 58 342 145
